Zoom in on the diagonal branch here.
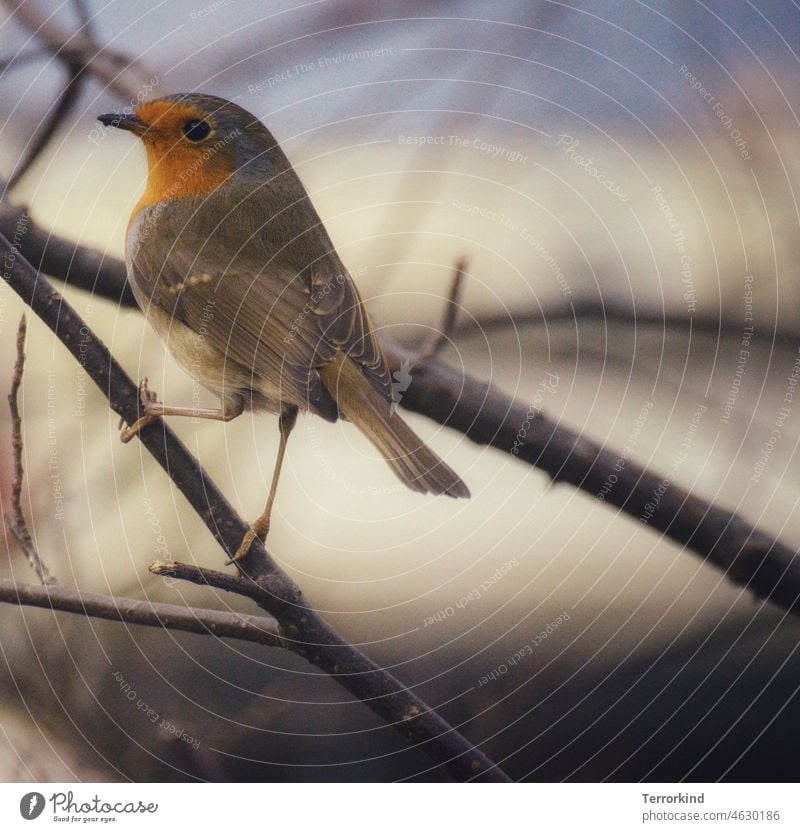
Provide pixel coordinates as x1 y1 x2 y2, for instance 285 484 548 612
6 60 85 191
460 298 800 346
396 345 800 613
71 0 96 39
0 234 511 783
0 202 136 306
2 0 154 193
6 214 800 616
3 0 154 100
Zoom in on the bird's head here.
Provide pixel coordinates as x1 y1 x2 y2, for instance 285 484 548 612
98 93 285 208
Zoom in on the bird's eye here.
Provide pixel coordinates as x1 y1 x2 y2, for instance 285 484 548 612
182 119 211 142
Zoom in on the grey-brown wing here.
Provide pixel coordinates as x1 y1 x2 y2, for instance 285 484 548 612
310 268 392 398
128 222 391 418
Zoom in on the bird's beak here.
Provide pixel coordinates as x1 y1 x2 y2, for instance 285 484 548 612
97 112 147 136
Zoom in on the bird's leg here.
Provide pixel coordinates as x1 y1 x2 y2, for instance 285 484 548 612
232 405 298 562
120 378 244 443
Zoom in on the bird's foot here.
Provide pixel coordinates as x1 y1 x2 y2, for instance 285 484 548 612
120 378 161 443
227 522 269 565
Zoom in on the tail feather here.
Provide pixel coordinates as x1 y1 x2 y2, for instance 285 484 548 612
320 355 470 499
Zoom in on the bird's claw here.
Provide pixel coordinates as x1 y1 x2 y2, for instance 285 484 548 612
119 378 161 442
226 526 266 565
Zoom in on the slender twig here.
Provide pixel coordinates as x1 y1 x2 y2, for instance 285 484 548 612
0 579 282 647
6 315 55 585
148 559 356 654
3 0 153 100
418 254 469 360
150 560 284 606
0 235 511 783
3 0 146 192
9 218 800 615
72 0 95 39
7 61 84 191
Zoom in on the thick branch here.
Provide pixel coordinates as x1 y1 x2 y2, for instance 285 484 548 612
11 217 798 616
0 579 282 647
0 235 510 783
395 344 800 613
0 202 136 306
462 298 800 346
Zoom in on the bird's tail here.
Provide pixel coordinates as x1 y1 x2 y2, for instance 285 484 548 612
320 354 470 498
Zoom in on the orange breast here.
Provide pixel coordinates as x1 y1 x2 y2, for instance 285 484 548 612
127 101 234 232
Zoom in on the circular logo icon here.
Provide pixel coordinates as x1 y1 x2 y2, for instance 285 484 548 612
19 792 45 820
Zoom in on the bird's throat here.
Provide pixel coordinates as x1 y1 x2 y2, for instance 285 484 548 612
130 140 232 223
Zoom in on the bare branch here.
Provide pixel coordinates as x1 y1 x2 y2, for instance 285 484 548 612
3 0 154 100
0 235 511 783
461 297 800 346
3 213 800 615
150 559 284 605
147 560 341 652
0 579 282 647
6 315 56 585
2 0 149 192
7 212 800 614
396 342 800 613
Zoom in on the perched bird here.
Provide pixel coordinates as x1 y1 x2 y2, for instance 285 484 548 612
98 93 469 559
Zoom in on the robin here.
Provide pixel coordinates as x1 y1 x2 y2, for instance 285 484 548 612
98 93 469 560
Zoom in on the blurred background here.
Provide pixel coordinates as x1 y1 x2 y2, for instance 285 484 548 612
0 0 799 782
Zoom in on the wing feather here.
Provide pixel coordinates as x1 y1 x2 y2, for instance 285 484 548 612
127 196 392 419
